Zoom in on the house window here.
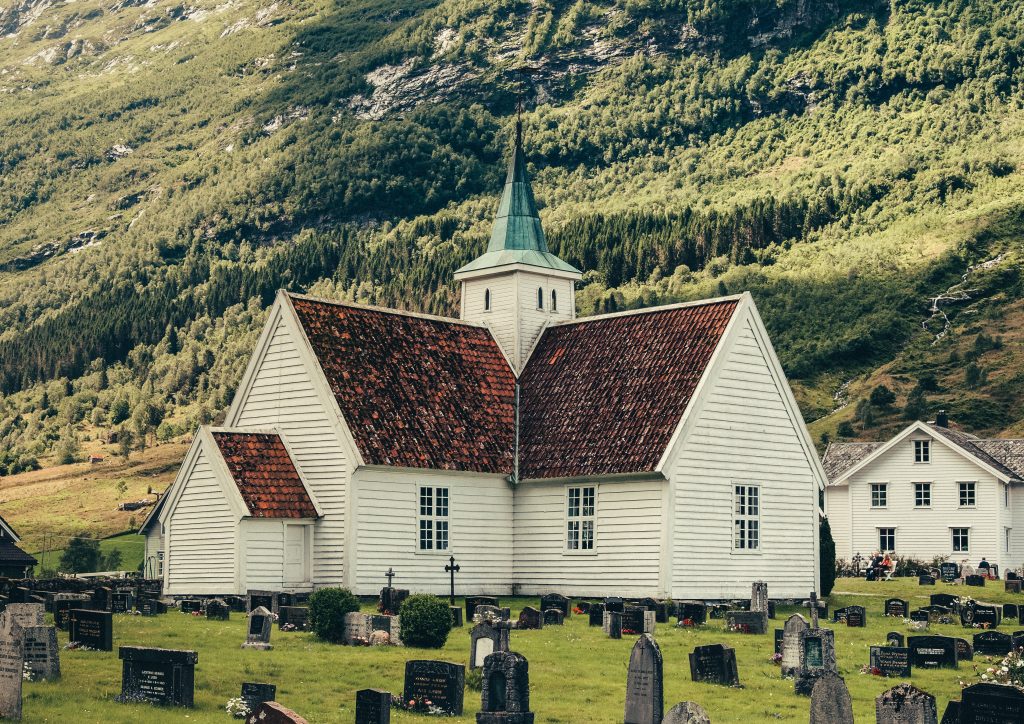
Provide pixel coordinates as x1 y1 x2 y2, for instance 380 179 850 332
1005 485 1010 508
959 481 976 507
484 289 491 311
157 550 164 577
418 486 449 551
566 486 595 550
871 483 887 508
878 527 895 552
914 440 930 463
551 289 557 311
734 484 760 551
952 527 970 552
914 483 931 508
537 287 544 309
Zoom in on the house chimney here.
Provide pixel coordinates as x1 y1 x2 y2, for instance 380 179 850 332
935 410 949 428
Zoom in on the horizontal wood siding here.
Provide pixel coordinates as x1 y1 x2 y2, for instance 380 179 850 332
241 520 285 591
843 432 1003 569
672 315 817 599
166 449 237 594
825 486 852 560
1009 483 1024 569
353 468 513 596
144 526 163 580
233 314 347 586
516 271 574 367
512 479 664 597
462 276 517 368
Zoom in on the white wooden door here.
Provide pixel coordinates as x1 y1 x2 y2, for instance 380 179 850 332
284 525 306 584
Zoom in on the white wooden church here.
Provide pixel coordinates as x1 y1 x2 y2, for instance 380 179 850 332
141 127 827 600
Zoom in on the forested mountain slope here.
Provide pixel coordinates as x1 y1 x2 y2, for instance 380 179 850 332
0 0 1023 478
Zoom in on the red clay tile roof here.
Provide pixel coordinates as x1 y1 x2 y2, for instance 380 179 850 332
518 300 738 479
289 296 516 473
210 431 318 518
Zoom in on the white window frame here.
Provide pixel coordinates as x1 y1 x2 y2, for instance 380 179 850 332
417 486 450 553
733 483 761 553
951 526 970 553
551 288 558 312
878 527 895 553
564 485 596 555
870 483 888 509
958 481 977 508
914 439 930 463
914 482 931 508
484 288 491 312
157 550 164 577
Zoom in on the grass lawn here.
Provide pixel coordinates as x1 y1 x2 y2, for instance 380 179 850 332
22 578 1023 722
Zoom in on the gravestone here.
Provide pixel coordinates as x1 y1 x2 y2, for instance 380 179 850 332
355 688 390 724
247 590 279 616
663 702 711 724
470 621 509 670
517 607 543 630
242 682 277 712
1003 603 1018 620
138 599 167 616
954 638 973 662
379 588 409 616
875 683 937 724
1005 579 1022 594
886 599 910 618
69 609 112 651
972 630 1012 656
465 596 499 621
278 606 309 631
4 604 42 629
965 574 986 587
677 602 707 626
588 605 604 627
604 597 624 613
919 575 936 586
809 673 853 724
958 682 1024 723
539 594 570 618
542 609 564 626
226 596 248 613
781 614 808 676
833 606 851 623
242 606 273 650
846 605 866 627
110 590 132 613
870 646 911 678
907 636 958 669
623 606 645 634
624 635 663 724
0 611 23 720
972 603 1001 628
726 610 768 634
180 599 202 614
22 626 59 680
941 562 960 583
52 594 90 630
653 601 670 624
477 651 533 724
246 701 309 724
608 612 622 639
887 632 905 647
930 594 959 611
450 606 463 628
795 628 837 696
1013 630 1024 651
774 629 784 654
688 643 739 687
475 605 502 621
940 701 960 724
403 660 465 716
117 646 197 707
205 599 230 621
750 581 768 614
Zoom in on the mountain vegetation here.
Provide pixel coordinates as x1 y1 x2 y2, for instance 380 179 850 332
0 0 1023 477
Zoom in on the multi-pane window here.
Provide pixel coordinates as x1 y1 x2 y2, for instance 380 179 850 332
871 483 887 508
959 481 976 507
878 527 895 552
914 440 930 463
566 486 595 550
418 486 449 551
914 483 931 507
157 550 164 576
952 527 970 552
734 484 760 551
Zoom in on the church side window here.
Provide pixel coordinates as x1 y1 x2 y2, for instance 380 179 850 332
537 287 544 310
566 486 595 551
484 289 490 312
551 289 557 311
734 484 760 551
419 486 449 551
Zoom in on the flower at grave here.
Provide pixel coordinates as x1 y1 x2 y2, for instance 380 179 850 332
680 618 695 628
22 662 33 682
225 696 251 718
769 652 783 665
622 628 638 635
572 607 584 615
281 623 296 632
191 610 201 616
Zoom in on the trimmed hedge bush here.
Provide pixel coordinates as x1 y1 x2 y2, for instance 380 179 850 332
399 594 453 648
308 587 360 643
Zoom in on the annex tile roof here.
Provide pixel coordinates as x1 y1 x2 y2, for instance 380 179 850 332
289 296 516 474
821 442 885 484
210 431 317 518
517 300 739 479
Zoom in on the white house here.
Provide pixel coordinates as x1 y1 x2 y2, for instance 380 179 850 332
142 126 826 599
822 417 1024 572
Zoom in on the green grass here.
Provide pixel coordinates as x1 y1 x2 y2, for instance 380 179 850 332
21 578 1024 722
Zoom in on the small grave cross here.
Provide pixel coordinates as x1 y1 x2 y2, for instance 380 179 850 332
806 591 819 628
445 555 460 606
385 567 396 588
852 552 863 575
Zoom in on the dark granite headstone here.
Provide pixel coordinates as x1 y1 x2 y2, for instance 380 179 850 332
180 599 203 614
608 612 622 639
887 632 905 647
677 602 707 625
845 605 866 627
205 599 230 621
832 607 850 623
966 574 985 587
241 682 277 712
940 701 960 724
379 588 409 616
688 643 739 686
69 609 112 651
117 646 197 707
875 683 937 724
604 597 624 613
624 634 662 724
355 688 390 724
517 607 543 630
138 599 167 616
403 660 465 716
941 562 960 583
278 606 308 631
809 673 853 724
542 609 564 626
623 606 646 635
907 636 958 669
465 596 499 621
588 605 604 627
450 606 463 628
111 591 132 614
919 575 936 586
972 630 1012 656
726 610 768 634
972 603 1001 628
539 594 570 618
247 590 279 616
958 682 1024 723
1005 579 1022 594
954 638 974 662
931 594 959 611
869 646 911 678
774 629 784 655
477 651 532 724
910 609 930 623
885 599 910 618
1003 603 1018 620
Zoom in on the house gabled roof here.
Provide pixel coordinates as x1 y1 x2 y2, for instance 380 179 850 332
821 442 885 482
0 540 35 567
0 515 21 543
517 298 740 479
210 431 319 519
287 295 516 474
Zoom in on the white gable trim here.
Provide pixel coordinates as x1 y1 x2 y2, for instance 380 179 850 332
832 421 1013 485
155 433 205 531
223 298 285 426
0 517 19 543
194 427 251 519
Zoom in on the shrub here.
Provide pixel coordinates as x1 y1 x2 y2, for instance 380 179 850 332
820 517 836 596
399 594 453 649
869 385 896 407
836 421 855 438
308 588 360 643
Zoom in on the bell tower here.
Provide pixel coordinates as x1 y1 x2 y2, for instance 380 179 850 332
455 123 582 372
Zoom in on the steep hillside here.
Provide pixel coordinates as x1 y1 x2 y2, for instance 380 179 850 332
0 0 1023 486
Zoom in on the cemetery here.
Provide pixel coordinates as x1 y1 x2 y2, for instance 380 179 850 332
0 577 1016 720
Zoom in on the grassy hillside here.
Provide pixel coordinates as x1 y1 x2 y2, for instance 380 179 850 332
0 0 1022 502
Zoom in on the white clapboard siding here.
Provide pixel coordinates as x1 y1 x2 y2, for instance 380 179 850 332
352 468 514 596
143 525 163 579
512 478 664 597
462 275 518 368
1009 483 1024 569
166 449 238 594
825 486 852 560
231 313 348 586
516 271 574 368
240 520 285 591
671 314 818 599
841 432 1004 569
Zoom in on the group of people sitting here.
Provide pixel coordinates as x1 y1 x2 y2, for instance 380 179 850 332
864 553 997 580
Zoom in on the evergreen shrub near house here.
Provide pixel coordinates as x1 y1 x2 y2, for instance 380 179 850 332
820 517 836 597
399 594 453 649
308 587 360 643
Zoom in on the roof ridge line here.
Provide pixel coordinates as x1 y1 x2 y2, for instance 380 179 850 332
285 291 488 329
550 294 745 327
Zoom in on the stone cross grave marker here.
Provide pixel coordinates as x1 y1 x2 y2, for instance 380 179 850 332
809 673 853 724
0 610 24 720
477 651 533 724
624 634 663 724
356 688 391 724
403 660 465 716
117 646 197 707
445 556 460 607
875 683 937 724
242 606 273 650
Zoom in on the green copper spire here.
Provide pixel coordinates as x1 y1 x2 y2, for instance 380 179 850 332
455 121 581 277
